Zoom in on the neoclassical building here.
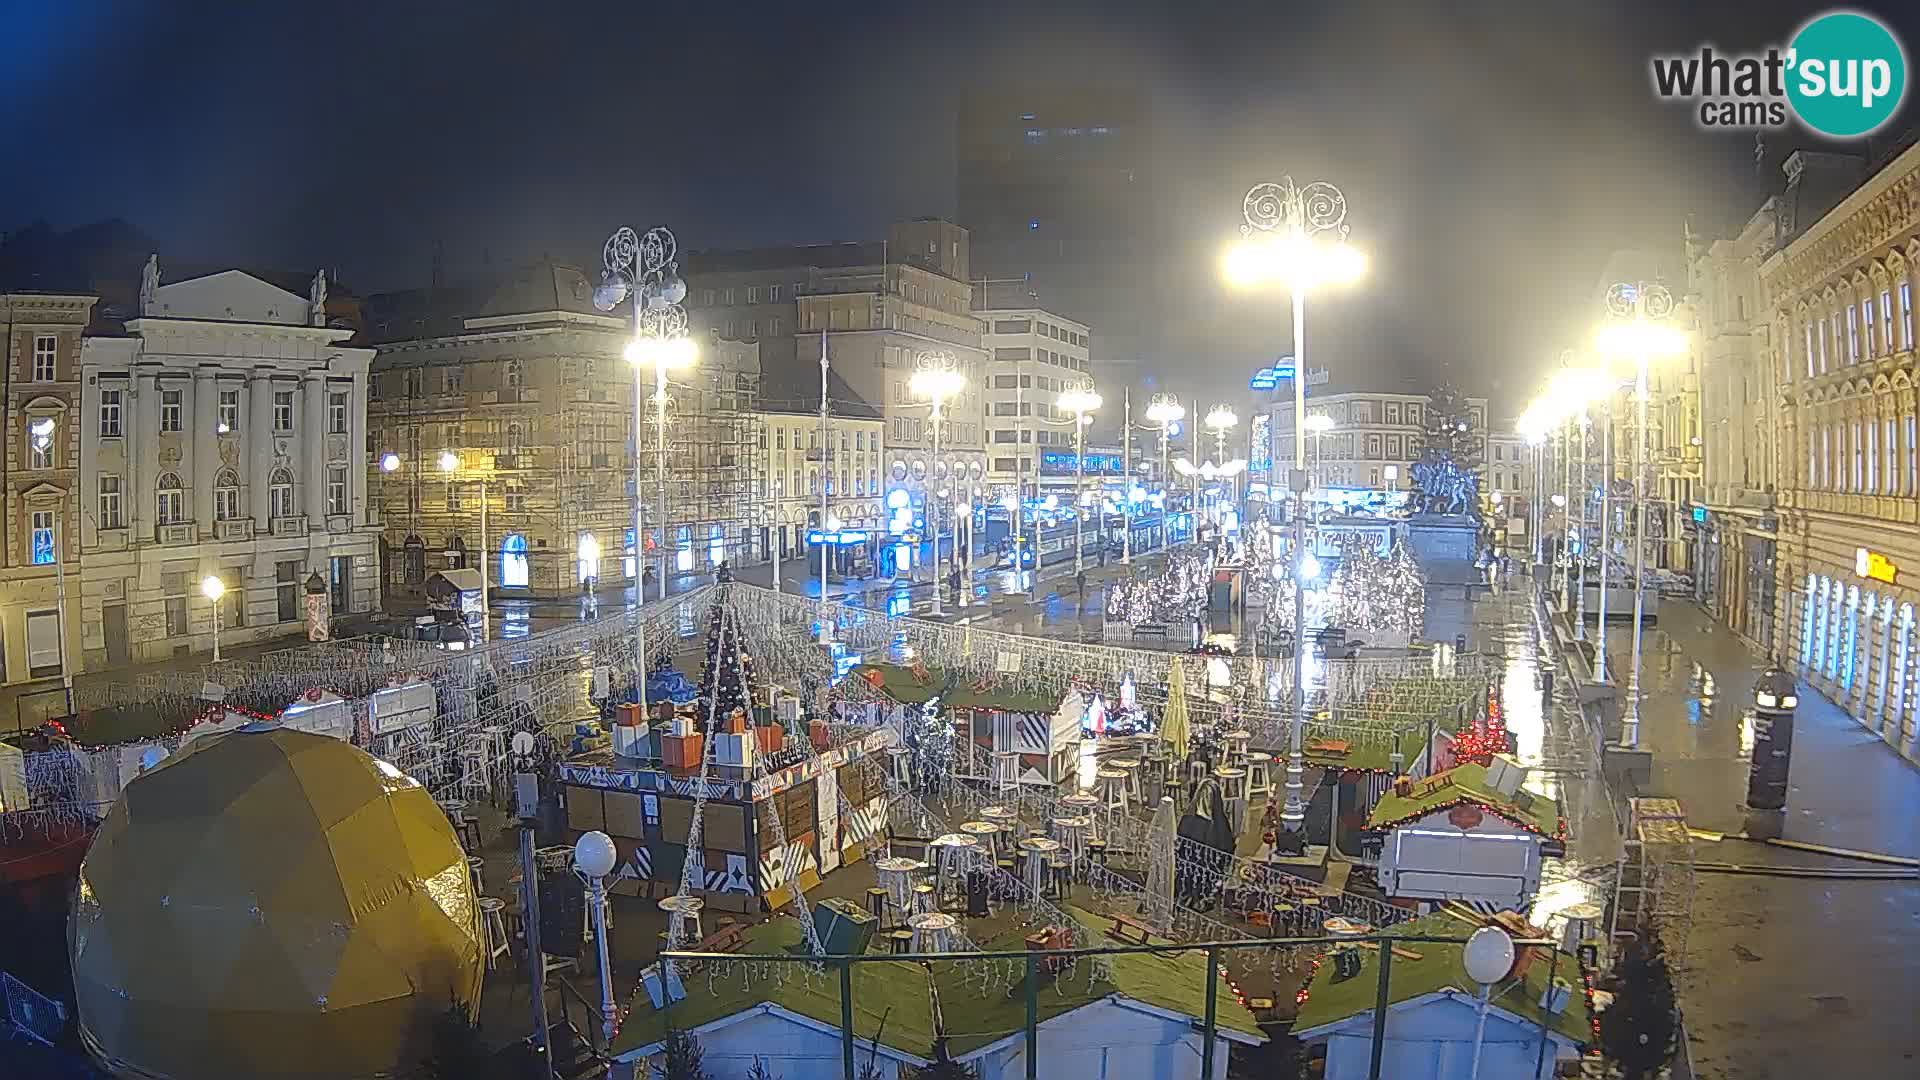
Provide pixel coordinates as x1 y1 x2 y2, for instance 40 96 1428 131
76 264 381 667
1761 146 1920 761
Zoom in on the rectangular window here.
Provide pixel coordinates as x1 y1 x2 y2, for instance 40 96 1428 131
444 366 464 393
504 485 526 511
218 389 239 432
768 284 783 302
328 391 349 434
98 476 123 529
445 485 461 512
31 334 56 381
99 388 123 437
1805 322 1817 378
993 319 1032 334
1868 421 1879 492
746 285 762 303
1817 318 1829 372
1902 282 1915 351
277 561 301 623
1908 416 1917 494
30 510 55 565
165 597 187 638
1862 299 1876 357
327 467 348 516
160 388 183 432
1881 289 1894 353
273 391 294 431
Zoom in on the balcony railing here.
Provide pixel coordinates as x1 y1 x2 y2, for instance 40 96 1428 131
156 523 196 546
215 519 251 541
270 515 308 537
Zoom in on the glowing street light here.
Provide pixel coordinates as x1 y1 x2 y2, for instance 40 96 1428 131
1223 176 1365 836
201 575 227 663
379 452 401 473
1142 394 1186 554
910 352 968 615
1055 384 1102 574
1596 281 1687 747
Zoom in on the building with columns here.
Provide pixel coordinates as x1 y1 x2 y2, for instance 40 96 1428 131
2 291 96 686
75 265 379 668
1759 144 1920 761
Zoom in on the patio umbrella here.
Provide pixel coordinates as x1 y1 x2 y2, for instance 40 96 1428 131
1161 659 1191 761
1142 795 1178 929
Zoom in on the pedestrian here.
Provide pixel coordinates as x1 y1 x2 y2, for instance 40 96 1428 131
1540 665 1555 710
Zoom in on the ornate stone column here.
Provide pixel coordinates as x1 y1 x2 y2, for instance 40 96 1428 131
303 371 328 525
250 369 275 527
193 366 218 534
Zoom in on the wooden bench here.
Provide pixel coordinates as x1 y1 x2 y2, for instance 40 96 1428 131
1107 912 1153 946
696 922 750 956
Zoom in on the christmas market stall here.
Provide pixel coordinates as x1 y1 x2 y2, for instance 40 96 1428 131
1365 755 1566 913
846 662 1080 788
557 604 896 911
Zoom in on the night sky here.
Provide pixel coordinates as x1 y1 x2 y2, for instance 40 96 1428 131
5 0 1916 415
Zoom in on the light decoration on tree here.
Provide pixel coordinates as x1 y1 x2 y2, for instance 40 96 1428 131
697 603 755 724
1105 548 1215 627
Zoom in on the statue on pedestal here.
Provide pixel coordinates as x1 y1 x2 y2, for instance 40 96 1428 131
139 254 161 315
308 269 329 327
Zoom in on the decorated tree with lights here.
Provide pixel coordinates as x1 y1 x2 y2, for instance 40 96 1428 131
1375 539 1426 637
1422 382 1481 470
697 607 754 725
1598 935 1678 1080
1325 534 1390 631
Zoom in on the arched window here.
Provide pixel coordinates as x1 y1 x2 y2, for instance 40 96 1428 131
155 472 185 525
269 466 295 520
213 468 241 521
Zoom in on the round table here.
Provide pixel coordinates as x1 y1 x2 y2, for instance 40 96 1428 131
875 857 926 912
907 911 958 952
1018 837 1061 897
961 820 1002 857
1050 815 1091 868
929 833 980 903
980 805 1019 825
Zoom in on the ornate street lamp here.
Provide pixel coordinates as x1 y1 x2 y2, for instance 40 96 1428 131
910 350 966 616
1223 178 1365 836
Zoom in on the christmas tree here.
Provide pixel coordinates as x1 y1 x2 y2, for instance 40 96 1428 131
696 607 754 725
1597 935 1678 1080
1375 539 1426 637
1325 533 1390 631
1421 382 1482 469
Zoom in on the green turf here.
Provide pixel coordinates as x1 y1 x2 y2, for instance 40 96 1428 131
1365 762 1560 834
1291 912 1591 1045
854 663 1063 715
613 908 1263 1059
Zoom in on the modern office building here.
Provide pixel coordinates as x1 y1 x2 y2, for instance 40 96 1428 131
978 304 1093 499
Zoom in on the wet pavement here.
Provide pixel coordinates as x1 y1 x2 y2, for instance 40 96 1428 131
1602 603 1920 1079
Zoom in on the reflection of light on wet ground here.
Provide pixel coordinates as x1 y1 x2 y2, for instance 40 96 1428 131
1076 739 1101 792
1528 868 1609 934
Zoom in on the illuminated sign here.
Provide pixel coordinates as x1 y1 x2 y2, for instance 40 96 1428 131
1691 506 1708 524
1039 449 1126 476
807 530 869 546
1855 547 1898 584
1250 367 1279 390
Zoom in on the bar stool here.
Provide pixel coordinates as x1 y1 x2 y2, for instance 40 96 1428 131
1245 752 1274 803
1096 767 1130 815
1212 765 1247 805
1086 838 1108 875
888 928 915 955
1060 793 1102 841
1297 895 1324 934
659 895 705 944
479 896 510 969
466 855 486 896
889 746 913 787
866 887 891 925
1046 854 1072 899
991 751 1022 796
911 883 937 915
1271 900 1297 938
1109 758 1144 803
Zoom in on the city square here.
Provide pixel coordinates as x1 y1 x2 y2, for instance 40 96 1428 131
3 4 1920 1079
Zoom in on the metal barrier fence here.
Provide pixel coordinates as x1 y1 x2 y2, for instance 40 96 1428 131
655 930 1575 1080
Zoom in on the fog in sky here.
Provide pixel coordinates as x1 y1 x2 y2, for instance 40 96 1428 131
5 0 1915 414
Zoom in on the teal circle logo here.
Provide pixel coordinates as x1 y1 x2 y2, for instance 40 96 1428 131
1786 11 1907 137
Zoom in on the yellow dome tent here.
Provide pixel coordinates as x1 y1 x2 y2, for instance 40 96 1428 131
70 726 484 1079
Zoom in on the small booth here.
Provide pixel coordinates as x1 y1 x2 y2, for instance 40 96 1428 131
424 568 486 646
559 728 897 912
1368 757 1565 913
852 664 1078 788
366 678 438 757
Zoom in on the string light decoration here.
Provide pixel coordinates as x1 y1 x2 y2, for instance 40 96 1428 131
1104 548 1215 627
697 604 755 722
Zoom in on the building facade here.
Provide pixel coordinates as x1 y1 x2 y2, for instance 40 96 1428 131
1761 143 1920 761
1271 391 1489 492
1689 199 1785 651
757 370 885 566
689 220 991 572
2 292 95 686
979 305 1093 498
76 267 380 668
364 263 765 597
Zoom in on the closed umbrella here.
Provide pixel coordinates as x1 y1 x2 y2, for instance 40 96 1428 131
1161 659 1191 762
1143 795 1178 929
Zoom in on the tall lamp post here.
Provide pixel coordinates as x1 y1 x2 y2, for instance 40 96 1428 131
1142 395 1184 554
1057 384 1103 574
909 351 966 616
572 830 619 1048
439 451 489 644
1204 405 1240 529
1597 282 1686 748
201 575 226 663
1224 177 1365 835
1302 413 1335 490
596 224 693 699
